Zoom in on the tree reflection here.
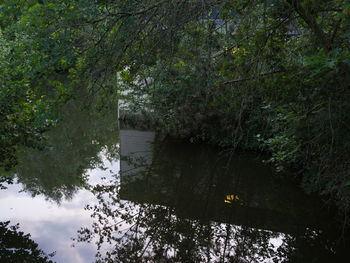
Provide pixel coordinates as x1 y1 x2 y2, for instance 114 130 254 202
75 133 347 262
14 97 119 203
77 182 278 262
0 221 55 263
0 176 12 190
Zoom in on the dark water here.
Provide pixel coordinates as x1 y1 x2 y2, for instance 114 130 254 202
0 100 348 262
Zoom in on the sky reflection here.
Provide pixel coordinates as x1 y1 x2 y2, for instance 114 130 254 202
0 156 119 263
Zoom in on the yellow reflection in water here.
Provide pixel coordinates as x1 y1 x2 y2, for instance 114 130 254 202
225 194 243 205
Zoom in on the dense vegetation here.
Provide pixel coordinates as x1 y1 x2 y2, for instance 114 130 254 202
1 0 350 221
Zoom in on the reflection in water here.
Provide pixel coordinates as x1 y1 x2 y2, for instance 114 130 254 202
0 97 348 262
14 98 119 203
0 221 55 262
75 129 348 263
224 194 243 205
0 95 120 262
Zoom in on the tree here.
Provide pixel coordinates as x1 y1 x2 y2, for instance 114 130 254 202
1 0 350 222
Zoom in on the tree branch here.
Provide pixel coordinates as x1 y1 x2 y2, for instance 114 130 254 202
108 0 168 17
287 0 330 51
221 70 284 85
331 18 342 46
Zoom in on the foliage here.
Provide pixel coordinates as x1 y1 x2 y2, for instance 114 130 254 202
1 0 350 221
124 0 350 216
0 221 55 262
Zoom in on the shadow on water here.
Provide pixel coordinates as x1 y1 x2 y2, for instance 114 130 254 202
76 129 349 263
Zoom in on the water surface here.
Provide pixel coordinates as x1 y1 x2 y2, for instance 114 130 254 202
0 100 348 262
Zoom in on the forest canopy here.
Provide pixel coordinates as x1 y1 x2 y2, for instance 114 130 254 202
1 1 350 219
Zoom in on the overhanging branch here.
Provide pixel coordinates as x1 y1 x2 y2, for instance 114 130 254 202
221 70 284 85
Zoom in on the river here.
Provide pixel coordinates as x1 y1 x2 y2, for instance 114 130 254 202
0 98 348 262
